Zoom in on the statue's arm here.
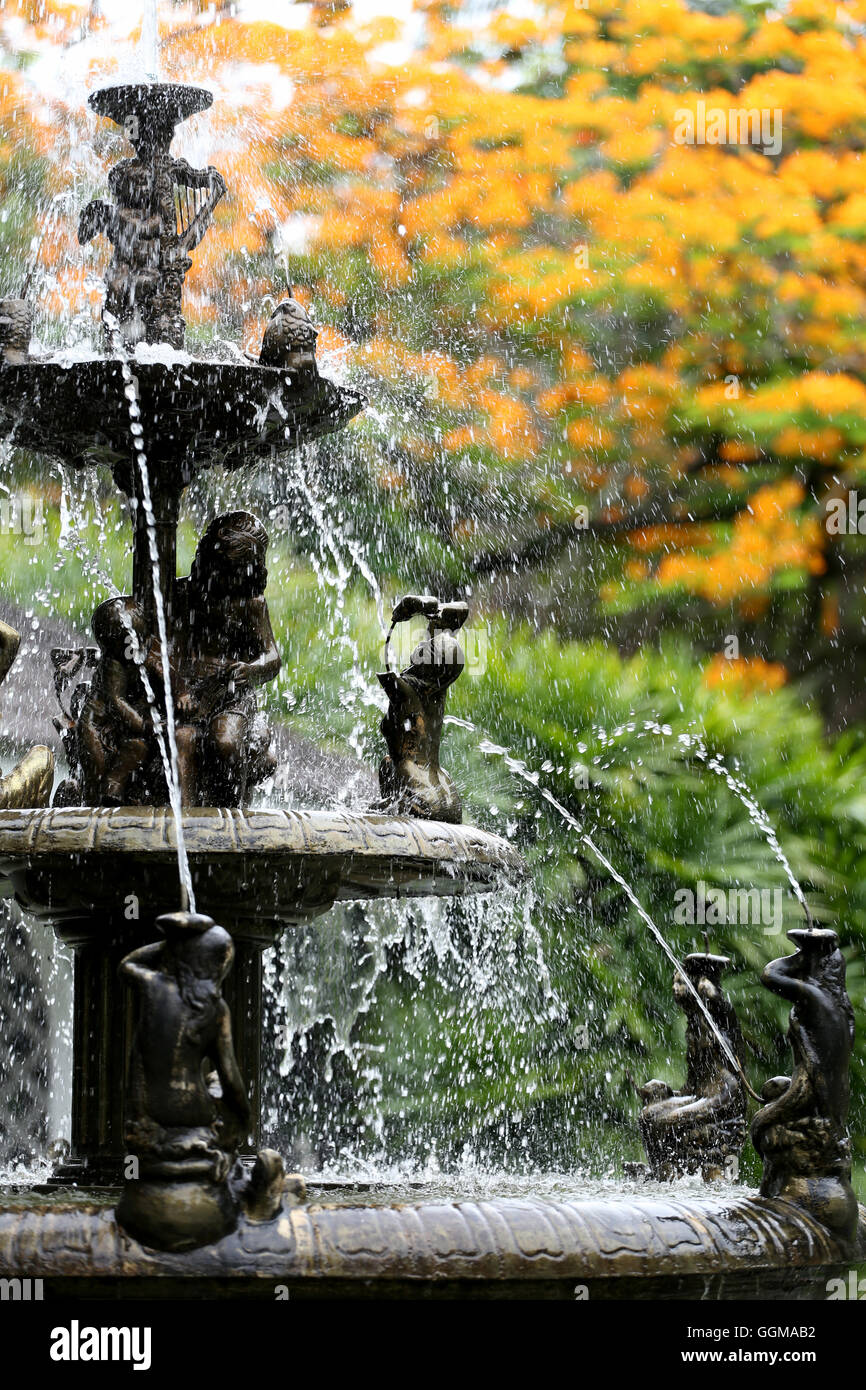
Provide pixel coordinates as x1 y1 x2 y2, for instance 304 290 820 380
119 941 163 984
761 956 809 1003
237 599 281 686
78 200 119 247
103 662 147 735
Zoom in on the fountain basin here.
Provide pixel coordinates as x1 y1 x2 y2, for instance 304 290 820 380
0 358 365 484
0 806 522 934
0 1189 861 1299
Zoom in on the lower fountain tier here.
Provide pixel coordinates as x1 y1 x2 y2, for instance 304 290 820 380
0 806 522 1173
0 1191 862 1300
0 358 365 481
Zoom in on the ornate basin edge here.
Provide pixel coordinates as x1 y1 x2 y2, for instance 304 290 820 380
0 1194 861 1289
0 806 523 873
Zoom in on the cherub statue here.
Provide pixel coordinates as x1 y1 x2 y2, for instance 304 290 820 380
79 122 225 349
638 951 747 1182
0 618 54 809
116 910 286 1251
751 928 857 1241
74 595 165 805
171 512 281 806
377 594 469 824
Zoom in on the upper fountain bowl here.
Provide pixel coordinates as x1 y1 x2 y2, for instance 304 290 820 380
0 357 365 491
90 83 213 139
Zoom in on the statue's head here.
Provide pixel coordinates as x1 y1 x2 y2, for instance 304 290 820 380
93 595 147 660
407 629 465 690
156 912 236 996
191 511 268 598
185 922 235 988
272 298 316 334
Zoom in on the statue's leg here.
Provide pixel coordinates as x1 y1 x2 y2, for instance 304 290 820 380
174 725 200 806
207 712 248 807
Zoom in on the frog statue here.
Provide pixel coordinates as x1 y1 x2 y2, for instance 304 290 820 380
751 928 858 1243
638 951 747 1182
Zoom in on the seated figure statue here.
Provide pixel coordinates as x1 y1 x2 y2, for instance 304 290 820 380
76 595 166 805
172 511 281 807
639 951 747 1182
0 618 54 809
116 909 286 1252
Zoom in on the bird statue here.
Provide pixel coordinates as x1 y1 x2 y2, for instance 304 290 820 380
0 619 54 809
256 296 319 374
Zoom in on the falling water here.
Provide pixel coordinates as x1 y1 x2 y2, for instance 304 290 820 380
282 445 386 770
262 886 563 1172
109 330 195 912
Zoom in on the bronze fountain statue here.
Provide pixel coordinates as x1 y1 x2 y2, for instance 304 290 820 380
751 927 857 1241
377 593 468 824
78 84 225 351
0 75 861 1292
638 951 748 1182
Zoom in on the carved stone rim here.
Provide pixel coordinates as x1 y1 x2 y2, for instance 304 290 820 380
0 1193 861 1286
0 806 523 873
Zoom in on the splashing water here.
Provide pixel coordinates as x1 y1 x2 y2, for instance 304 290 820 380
452 723 760 1095
280 445 386 773
262 887 563 1172
582 718 813 928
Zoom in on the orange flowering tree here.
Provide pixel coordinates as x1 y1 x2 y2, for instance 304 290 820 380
6 0 866 711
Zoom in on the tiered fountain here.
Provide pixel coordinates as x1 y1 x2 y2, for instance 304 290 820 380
0 79 862 1297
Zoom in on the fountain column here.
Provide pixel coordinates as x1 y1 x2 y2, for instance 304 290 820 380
130 481 181 631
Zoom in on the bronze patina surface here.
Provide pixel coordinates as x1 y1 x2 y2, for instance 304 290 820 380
378 595 469 824
80 84 224 350
752 927 858 1242
0 359 364 480
0 805 522 1174
0 1189 862 1299
0 805 522 929
116 910 286 1251
55 513 283 809
639 952 747 1183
